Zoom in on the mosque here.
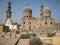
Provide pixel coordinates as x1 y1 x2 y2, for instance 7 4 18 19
0 2 60 45
0 1 60 45
21 4 60 34
5 1 60 36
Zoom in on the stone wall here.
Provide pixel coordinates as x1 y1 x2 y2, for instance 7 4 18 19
17 39 30 45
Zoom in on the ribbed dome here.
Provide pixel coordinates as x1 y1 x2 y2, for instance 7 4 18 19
42 7 51 13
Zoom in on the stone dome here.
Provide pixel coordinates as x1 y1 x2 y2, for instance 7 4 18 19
42 7 51 13
24 4 32 11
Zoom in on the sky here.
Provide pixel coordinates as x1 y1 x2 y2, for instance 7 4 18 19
0 0 60 24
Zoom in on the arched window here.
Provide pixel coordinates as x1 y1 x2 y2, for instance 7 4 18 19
29 22 31 24
45 22 47 25
29 16 30 17
24 22 25 24
50 22 53 24
27 16 28 17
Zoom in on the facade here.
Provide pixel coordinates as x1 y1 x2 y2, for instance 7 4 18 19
21 5 58 34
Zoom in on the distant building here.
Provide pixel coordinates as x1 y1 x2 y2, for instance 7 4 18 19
0 25 9 33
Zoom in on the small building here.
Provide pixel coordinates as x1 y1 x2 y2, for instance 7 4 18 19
0 25 9 33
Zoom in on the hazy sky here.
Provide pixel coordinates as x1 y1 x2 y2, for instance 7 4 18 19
0 0 60 24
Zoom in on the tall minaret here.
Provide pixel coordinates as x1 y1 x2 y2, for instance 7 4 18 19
6 1 11 20
5 1 12 26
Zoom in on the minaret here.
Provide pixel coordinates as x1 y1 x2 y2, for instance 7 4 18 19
6 1 11 20
5 1 12 26
40 4 44 17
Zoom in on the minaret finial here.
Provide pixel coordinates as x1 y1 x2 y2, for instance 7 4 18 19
26 3 29 6
40 0 44 17
6 1 11 19
8 0 11 2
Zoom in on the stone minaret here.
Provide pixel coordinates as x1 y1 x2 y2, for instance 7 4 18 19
6 1 11 20
40 4 44 17
5 1 12 26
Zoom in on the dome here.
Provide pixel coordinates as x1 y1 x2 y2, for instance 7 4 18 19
24 4 32 11
42 7 51 13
